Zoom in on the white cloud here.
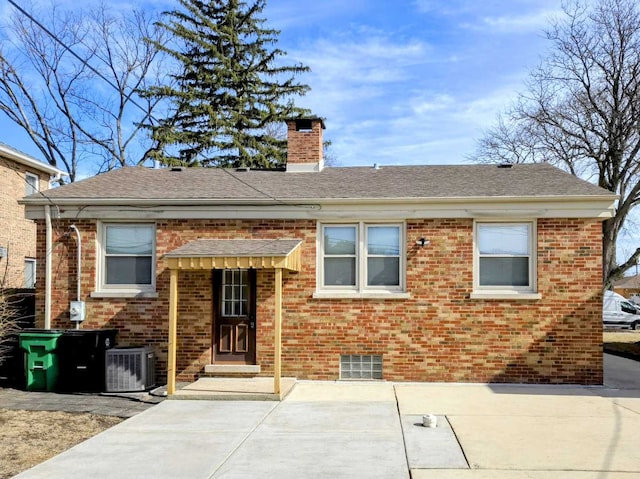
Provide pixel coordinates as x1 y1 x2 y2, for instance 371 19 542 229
411 94 456 114
289 32 434 131
415 0 562 34
474 9 561 34
279 3 548 167
266 0 367 30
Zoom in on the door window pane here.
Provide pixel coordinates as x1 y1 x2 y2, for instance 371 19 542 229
222 269 248 317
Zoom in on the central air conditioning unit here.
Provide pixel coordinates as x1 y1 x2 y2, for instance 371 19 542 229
105 347 155 392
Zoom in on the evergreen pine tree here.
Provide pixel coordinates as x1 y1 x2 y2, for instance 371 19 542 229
143 0 310 168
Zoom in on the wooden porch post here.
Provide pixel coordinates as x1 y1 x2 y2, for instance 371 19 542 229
274 267 282 395
167 268 178 395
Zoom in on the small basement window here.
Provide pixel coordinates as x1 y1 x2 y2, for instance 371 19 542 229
340 355 382 380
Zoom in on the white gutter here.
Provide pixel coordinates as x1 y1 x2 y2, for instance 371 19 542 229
44 205 52 329
0 143 66 177
18 192 619 207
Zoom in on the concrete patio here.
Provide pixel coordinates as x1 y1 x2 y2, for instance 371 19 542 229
7 353 640 478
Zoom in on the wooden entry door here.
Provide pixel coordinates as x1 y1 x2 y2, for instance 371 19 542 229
213 269 256 363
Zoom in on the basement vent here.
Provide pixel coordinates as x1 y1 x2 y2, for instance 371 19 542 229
340 355 383 380
105 347 155 392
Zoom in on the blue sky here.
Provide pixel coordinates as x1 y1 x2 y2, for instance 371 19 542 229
2 0 563 169
264 0 563 166
6 0 639 264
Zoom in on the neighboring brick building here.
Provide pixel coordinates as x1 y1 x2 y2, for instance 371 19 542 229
0 143 64 289
21 119 616 391
612 274 640 300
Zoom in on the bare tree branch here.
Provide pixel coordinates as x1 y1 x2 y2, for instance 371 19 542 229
0 1 167 180
472 0 640 286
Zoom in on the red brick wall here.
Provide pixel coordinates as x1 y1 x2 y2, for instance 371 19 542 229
0 159 51 288
36 217 603 385
286 120 323 165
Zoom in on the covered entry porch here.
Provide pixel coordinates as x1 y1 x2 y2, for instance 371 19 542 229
164 239 302 397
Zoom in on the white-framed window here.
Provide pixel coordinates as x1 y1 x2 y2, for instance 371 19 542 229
319 222 404 294
97 223 155 293
24 258 36 288
474 221 536 295
25 172 39 195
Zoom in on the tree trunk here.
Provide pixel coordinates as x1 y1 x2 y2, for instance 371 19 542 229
602 218 618 289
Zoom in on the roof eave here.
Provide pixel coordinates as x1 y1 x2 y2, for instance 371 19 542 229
0 144 67 176
19 193 618 207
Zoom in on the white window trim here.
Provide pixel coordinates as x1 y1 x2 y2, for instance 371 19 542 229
472 220 540 300
95 222 156 295
315 221 406 298
25 172 39 195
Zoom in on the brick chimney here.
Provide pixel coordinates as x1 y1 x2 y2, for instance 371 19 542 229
286 118 325 172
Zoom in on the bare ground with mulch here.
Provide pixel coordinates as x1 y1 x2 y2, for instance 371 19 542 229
0 409 121 479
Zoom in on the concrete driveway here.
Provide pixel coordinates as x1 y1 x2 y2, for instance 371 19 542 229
15 354 640 479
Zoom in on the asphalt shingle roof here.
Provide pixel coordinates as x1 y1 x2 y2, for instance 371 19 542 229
29 163 613 203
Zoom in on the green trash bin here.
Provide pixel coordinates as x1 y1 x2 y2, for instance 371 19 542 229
19 330 64 391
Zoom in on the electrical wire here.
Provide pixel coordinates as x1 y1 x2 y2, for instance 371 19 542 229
6 0 156 120
221 167 321 210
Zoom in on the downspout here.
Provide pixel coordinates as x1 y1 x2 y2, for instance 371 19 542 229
44 205 52 329
43 171 65 330
68 225 82 330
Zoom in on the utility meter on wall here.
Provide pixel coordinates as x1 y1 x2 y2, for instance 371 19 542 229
69 301 86 322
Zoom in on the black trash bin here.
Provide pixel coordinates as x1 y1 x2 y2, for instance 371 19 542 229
57 329 117 392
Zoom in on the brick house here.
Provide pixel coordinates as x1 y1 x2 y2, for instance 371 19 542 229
0 143 64 289
612 275 640 300
21 119 616 393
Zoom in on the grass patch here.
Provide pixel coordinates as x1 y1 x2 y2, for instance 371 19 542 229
604 331 640 361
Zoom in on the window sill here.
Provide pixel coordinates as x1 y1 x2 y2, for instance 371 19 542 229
90 291 159 299
470 291 542 300
313 291 411 300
